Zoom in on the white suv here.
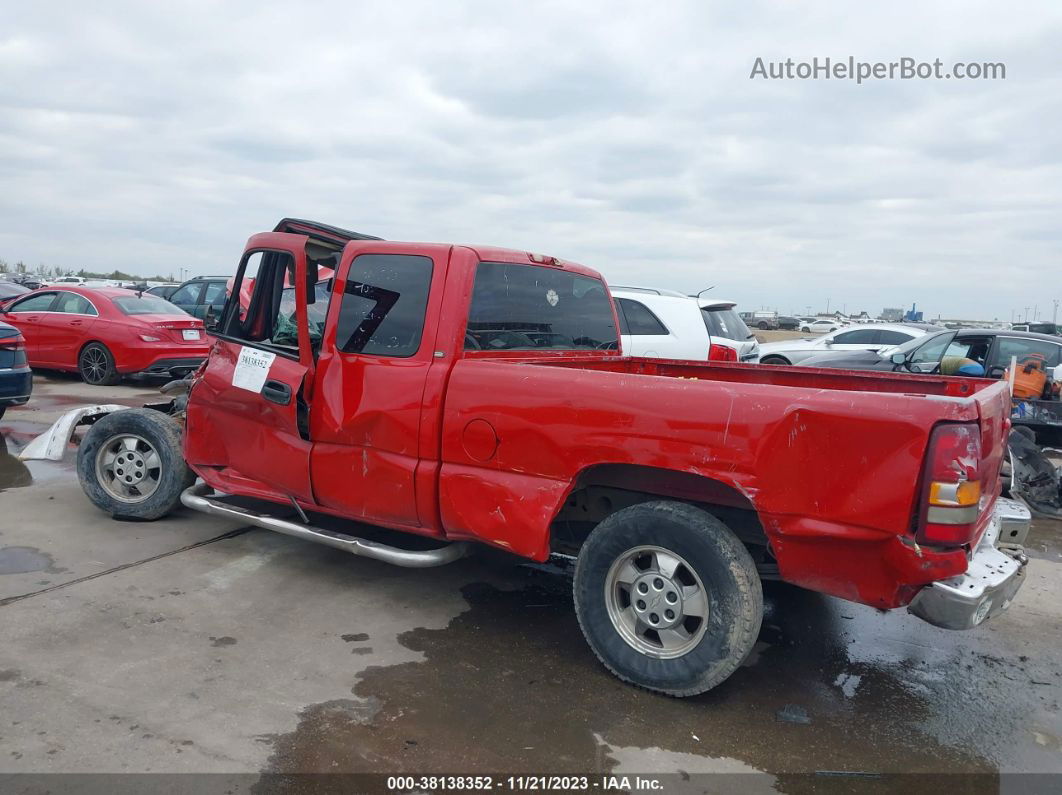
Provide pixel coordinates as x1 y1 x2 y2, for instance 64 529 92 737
611 287 759 362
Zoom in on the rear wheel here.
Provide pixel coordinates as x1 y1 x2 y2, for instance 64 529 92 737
79 342 120 386
760 355 789 365
757 321 769 330
77 409 193 520
574 501 762 696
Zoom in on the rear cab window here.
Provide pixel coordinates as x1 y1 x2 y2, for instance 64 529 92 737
465 262 617 351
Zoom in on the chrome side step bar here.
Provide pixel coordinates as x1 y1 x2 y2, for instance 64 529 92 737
180 483 471 568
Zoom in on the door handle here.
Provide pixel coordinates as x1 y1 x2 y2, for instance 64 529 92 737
261 379 292 406
71 320 83 326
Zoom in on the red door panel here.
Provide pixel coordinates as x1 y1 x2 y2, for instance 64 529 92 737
184 232 317 504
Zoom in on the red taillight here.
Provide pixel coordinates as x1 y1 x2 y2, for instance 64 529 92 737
0 334 25 351
917 423 982 546
708 344 738 362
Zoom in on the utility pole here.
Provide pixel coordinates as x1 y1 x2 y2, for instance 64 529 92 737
1053 299 1059 324
1024 306 1030 322
826 298 830 314
1033 304 1038 321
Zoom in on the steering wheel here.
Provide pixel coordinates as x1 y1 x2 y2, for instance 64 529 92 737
464 333 482 350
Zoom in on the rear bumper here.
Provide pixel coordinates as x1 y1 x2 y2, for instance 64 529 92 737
0 367 33 406
907 497 1029 629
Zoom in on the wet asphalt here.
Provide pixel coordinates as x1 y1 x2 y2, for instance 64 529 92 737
1 376 1061 791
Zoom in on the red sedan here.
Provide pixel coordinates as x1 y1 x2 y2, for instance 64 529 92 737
0 287 211 385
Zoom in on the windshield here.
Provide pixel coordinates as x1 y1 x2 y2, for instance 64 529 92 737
888 330 953 358
112 294 188 316
701 307 753 341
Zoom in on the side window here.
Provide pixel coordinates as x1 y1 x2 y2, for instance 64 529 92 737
54 292 97 316
878 330 914 345
615 298 668 336
831 329 879 345
991 338 1062 369
203 282 227 307
169 283 201 307
8 292 57 312
335 254 433 357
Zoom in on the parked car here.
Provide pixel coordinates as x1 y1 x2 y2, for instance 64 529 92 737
611 287 758 361
1011 322 1059 336
31 217 1026 698
0 320 32 420
52 276 87 285
776 315 800 330
9 274 43 290
145 284 181 301
166 276 230 321
739 310 779 330
0 281 30 307
803 328 1062 378
0 287 210 385
800 318 845 334
756 323 937 365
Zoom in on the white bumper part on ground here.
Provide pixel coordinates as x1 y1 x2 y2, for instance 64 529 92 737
908 497 1030 630
17 404 126 461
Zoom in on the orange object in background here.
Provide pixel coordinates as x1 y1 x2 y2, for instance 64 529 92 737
1006 353 1048 399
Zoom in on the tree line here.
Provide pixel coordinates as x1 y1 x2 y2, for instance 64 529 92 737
0 258 174 282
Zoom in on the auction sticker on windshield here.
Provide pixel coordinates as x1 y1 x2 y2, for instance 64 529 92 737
232 346 276 393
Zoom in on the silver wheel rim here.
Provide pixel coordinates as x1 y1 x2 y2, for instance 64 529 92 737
94 433 162 503
604 545 709 659
82 347 108 383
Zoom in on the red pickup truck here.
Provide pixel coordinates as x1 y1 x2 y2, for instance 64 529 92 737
65 218 1029 696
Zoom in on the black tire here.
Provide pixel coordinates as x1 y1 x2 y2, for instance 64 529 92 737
800 326 811 333
757 321 769 330
574 501 762 697
77 408 192 521
79 342 120 386
760 356 790 365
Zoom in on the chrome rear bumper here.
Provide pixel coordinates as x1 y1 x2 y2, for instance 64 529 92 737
908 498 1029 630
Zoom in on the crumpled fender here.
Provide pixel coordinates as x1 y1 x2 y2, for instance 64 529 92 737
18 404 127 461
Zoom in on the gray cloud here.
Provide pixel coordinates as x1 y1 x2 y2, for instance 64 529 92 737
0 0 1059 320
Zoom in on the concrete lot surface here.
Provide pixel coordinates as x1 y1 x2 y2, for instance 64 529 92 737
1 375 1061 788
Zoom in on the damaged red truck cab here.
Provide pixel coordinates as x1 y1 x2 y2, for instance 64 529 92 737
76 219 1030 696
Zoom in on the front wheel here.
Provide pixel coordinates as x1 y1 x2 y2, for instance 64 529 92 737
77 408 193 520
574 501 762 696
759 356 789 365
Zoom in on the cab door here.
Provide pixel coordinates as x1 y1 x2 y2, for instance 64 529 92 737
308 242 447 530
184 233 317 503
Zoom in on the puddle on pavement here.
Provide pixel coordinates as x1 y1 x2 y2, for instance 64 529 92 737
0 546 62 575
253 563 1048 792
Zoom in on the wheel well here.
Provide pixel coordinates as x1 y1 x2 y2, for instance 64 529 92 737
550 464 773 573
760 355 789 365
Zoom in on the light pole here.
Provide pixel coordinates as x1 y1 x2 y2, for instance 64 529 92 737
1053 299 1059 324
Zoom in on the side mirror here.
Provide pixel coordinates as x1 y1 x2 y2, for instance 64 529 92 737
203 305 220 333
890 352 906 365
824 340 833 347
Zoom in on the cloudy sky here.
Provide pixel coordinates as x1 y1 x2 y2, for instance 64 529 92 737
1 1 1059 321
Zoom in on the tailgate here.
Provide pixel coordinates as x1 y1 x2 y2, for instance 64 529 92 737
971 379 1010 519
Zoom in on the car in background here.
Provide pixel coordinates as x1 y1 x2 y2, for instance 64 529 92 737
802 328 1062 379
611 287 758 361
166 276 230 321
145 284 181 300
800 318 845 334
776 315 800 330
0 281 30 307
52 276 87 285
756 323 934 366
739 310 779 330
9 274 44 290
0 320 32 420
0 287 210 385
1011 322 1059 336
